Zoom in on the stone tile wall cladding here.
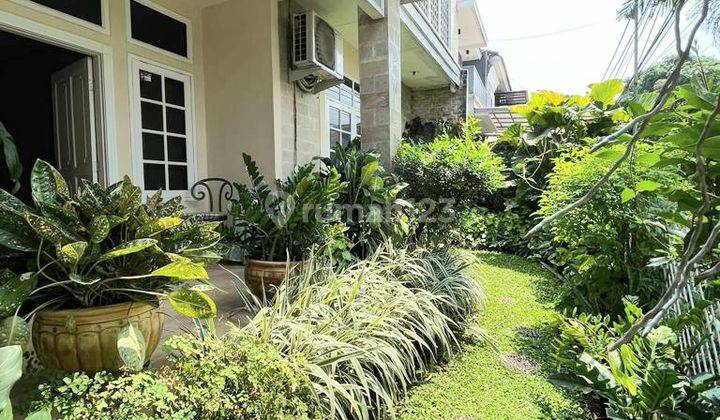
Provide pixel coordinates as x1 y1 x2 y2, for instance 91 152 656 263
278 0 325 179
405 70 468 123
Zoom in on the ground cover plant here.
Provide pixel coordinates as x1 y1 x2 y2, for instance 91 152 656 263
399 252 588 419
27 334 319 419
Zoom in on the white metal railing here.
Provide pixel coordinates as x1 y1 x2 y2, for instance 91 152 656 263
665 264 720 376
413 0 451 47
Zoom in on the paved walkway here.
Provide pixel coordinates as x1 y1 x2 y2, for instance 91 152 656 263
150 263 254 366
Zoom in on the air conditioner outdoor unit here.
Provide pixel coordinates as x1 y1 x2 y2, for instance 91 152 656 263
290 11 344 94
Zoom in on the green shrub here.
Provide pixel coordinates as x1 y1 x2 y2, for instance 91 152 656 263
538 145 685 314
393 134 506 207
551 299 720 418
316 139 412 258
447 208 530 255
241 245 486 419
30 335 319 419
227 153 345 261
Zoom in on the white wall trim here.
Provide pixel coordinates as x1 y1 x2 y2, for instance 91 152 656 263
128 54 198 200
8 0 110 34
125 0 193 64
0 9 119 184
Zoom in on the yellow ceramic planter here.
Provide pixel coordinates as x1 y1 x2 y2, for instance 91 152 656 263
32 301 164 373
244 259 303 297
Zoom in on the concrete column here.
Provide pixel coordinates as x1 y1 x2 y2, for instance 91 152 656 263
358 0 403 167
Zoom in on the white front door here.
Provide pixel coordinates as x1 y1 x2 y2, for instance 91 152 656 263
51 57 97 192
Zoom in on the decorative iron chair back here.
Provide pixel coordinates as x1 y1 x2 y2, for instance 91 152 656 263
190 178 234 214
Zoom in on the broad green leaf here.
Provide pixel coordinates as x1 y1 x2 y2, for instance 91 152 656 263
30 160 68 207
621 188 636 203
96 238 158 262
117 323 146 372
636 180 662 193
137 217 183 238
637 152 661 167
24 213 65 245
703 136 720 160
0 345 22 418
0 209 36 252
24 408 51 420
677 85 716 111
56 241 88 267
594 148 625 161
0 317 29 347
89 215 110 244
359 161 380 188
117 176 141 217
168 288 216 319
589 79 623 108
152 260 208 280
0 270 35 319
0 123 22 195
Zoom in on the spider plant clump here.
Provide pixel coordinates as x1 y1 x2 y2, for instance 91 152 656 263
239 245 488 419
0 160 223 343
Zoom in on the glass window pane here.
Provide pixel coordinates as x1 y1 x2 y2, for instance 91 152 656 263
30 0 103 26
166 107 186 134
340 89 352 106
342 133 351 147
143 163 165 190
329 130 341 146
139 70 162 101
329 107 340 129
340 111 351 132
164 77 185 107
130 0 188 57
142 132 164 160
141 101 163 131
168 165 188 190
167 136 187 162
327 86 340 101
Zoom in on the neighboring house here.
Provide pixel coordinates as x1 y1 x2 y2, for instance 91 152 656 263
0 0 511 209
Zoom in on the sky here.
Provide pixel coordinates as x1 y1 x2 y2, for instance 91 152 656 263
478 0 720 95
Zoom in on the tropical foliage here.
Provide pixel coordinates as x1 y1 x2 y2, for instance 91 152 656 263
0 160 222 351
316 139 412 258
227 154 345 261
538 145 686 314
551 299 720 418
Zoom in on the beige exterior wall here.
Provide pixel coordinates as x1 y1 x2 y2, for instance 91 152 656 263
0 0 209 190
202 0 281 184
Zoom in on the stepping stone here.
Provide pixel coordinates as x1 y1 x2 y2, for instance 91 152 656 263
498 295 516 305
500 354 539 374
516 326 542 339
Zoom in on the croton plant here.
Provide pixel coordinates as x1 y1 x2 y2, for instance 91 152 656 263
0 160 222 355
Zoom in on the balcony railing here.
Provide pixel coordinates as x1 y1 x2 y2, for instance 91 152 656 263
495 90 529 107
412 0 451 47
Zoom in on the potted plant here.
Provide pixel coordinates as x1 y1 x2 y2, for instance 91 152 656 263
227 154 344 297
0 160 222 373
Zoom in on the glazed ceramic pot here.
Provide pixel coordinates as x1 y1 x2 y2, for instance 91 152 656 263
244 259 303 297
32 301 164 373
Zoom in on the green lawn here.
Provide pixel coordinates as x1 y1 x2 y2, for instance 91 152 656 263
399 252 590 420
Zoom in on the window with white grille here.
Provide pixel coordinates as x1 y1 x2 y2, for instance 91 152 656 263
327 78 361 152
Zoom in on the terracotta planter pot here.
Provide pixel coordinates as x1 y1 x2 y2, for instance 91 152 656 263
244 259 303 297
32 301 164 373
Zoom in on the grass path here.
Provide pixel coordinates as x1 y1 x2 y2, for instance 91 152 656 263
399 252 589 420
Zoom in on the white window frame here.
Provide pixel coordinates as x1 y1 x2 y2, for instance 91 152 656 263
326 82 361 153
125 0 193 63
9 0 110 34
129 55 196 198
